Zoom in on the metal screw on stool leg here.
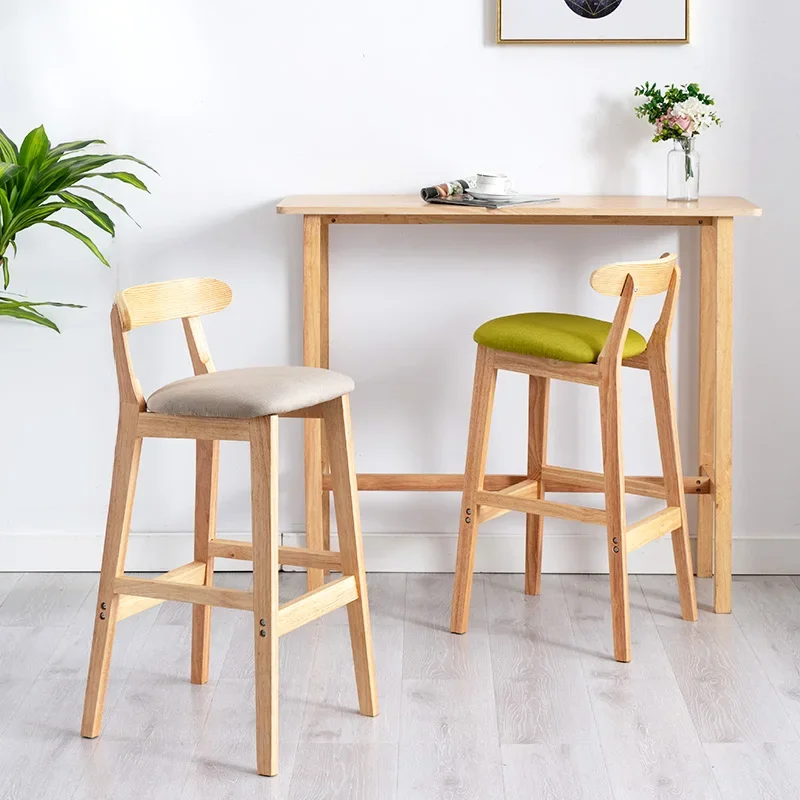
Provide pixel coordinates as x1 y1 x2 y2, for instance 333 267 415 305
613 546 620 554
99 612 106 620
260 619 266 627
259 630 266 637
612 538 619 544
465 517 471 524
100 602 107 610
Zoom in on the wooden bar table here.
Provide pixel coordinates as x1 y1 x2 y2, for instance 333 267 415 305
277 195 761 613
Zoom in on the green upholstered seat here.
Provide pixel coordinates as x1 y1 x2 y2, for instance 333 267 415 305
473 312 647 364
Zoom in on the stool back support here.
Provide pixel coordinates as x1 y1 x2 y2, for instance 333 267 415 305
111 278 233 411
116 278 232 331
593 253 681 365
590 252 677 296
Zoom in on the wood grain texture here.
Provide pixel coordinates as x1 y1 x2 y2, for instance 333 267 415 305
590 252 677 296
300 623 402 745
732 577 800 736
6 574 800 798
704 743 800 800
289 744 398 800
697 224 717 578
657 622 797 743
180 679 297 800
525 376 549 595
250 415 281 776
303 215 326 591
116 277 232 331
81 405 142 738
117 561 206 621
587 674 722 799
489 622 598 744
408 574 492 680
191 438 219 685
323 395 379 717
398 679 503 800
502 744 614 800
597 278 634 663
451 346 497 634
0 572 95 627
277 576 358 637
277 195 762 218
713 218 735 613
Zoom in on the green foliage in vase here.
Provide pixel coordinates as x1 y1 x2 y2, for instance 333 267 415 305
0 125 155 332
634 82 722 143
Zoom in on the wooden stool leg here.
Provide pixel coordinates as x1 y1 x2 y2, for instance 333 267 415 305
599 372 631 663
324 395 379 717
451 346 498 634
525 376 549 596
650 357 698 622
82 408 142 737
250 417 280 777
191 439 219 684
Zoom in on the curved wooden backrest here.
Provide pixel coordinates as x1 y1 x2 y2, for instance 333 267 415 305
115 278 232 332
590 253 678 297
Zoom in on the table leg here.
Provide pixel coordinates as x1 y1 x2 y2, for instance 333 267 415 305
697 225 716 578
713 218 734 613
303 215 328 590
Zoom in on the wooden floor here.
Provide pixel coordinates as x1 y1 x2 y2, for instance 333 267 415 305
1 572 800 799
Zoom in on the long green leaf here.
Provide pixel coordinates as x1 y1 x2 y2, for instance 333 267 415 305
0 302 60 331
0 162 21 186
58 191 115 236
0 189 11 233
84 171 150 192
1 256 7 289
47 139 105 159
19 125 50 168
73 185 140 227
44 220 110 266
0 295 84 309
0 128 19 164
5 203 65 237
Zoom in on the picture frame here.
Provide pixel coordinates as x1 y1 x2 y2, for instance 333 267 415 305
496 0 690 45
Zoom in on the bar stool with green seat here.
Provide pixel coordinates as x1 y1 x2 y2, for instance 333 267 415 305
450 253 698 662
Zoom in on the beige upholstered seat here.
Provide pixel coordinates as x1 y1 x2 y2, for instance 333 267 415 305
147 366 355 419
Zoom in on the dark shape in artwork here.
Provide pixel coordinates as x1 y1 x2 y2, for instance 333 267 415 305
565 0 623 19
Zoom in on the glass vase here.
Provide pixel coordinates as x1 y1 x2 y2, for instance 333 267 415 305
666 138 699 201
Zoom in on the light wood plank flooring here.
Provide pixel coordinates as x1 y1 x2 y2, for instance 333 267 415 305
1 572 799 799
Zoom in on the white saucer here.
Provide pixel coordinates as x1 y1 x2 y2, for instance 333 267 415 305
469 189 518 200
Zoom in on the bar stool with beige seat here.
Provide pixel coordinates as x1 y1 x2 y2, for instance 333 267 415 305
450 253 698 662
81 278 377 776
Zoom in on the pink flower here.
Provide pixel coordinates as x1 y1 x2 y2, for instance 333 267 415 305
658 111 694 136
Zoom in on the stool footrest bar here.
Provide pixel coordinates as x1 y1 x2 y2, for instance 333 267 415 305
116 561 207 620
277 576 359 637
626 506 683 552
208 539 343 570
478 479 539 523
114 575 253 611
475 490 607 525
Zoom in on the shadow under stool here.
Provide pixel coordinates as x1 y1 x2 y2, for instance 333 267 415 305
450 253 698 662
81 277 378 776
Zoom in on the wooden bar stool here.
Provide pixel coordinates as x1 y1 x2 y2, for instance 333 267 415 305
450 253 698 662
81 278 378 776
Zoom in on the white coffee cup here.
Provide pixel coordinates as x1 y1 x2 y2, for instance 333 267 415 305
473 172 513 194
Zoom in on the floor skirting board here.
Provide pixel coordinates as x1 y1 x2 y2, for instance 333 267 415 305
2 531 800 573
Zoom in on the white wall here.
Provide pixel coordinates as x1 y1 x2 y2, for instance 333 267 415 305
2 0 797 572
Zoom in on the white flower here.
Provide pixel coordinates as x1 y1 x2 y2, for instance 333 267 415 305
672 97 715 133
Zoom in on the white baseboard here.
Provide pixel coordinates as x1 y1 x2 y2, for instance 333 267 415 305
2 530 800 574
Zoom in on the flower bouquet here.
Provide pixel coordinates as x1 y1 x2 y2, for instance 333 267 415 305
634 82 721 200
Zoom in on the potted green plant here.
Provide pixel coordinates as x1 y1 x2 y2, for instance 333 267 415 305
0 125 154 331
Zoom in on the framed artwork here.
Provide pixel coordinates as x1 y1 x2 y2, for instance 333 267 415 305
497 0 690 44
